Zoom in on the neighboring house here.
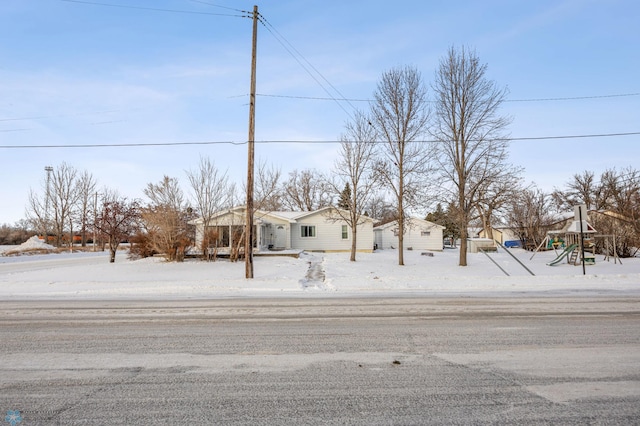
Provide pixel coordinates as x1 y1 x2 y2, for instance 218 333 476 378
373 218 445 251
189 206 374 253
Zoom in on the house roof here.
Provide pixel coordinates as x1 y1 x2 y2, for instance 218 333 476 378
373 217 445 231
189 206 375 225
188 206 297 225
291 206 374 223
265 211 305 221
564 220 597 233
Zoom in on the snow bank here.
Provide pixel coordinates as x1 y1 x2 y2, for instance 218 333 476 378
1 236 56 256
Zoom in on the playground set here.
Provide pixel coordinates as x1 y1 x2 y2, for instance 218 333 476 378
477 206 623 277
531 206 621 267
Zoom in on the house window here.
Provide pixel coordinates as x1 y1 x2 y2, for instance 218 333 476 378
421 231 431 237
301 225 316 238
341 225 348 239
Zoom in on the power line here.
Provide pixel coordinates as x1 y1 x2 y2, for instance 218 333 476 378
58 0 249 17
505 131 640 141
1 131 638 149
505 93 640 102
255 93 371 102
184 0 247 13
507 92 640 102
0 109 124 123
0 140 244 148
240 92 640 103
257 14 359 122
4 90 635 123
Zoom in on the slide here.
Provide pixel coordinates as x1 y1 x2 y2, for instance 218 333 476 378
547 243 578 266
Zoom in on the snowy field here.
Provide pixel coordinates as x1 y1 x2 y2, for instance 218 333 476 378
1 237 639 300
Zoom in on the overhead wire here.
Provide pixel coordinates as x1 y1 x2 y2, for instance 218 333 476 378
242 92 640 103
507 92 640 102
1 131 638 149
58 0 249 17
0 109 125 123
3 91 636 123
8 3 636 153
184 0 247 13
256 13 359 122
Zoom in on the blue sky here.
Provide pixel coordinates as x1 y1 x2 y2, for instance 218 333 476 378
1 0 638 224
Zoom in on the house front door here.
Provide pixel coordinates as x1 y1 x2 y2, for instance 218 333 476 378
275 225 286 249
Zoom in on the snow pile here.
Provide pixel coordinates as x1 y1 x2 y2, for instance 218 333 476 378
2 236 56 256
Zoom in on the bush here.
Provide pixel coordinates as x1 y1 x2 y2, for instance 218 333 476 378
128 232 157 260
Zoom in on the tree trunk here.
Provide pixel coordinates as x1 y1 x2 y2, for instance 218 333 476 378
459 226 468 266
350 228 357 262
397 212 404 266
109 237 118 263
458 186 468 266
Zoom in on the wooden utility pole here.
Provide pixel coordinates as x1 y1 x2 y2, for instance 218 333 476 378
245 5 258 278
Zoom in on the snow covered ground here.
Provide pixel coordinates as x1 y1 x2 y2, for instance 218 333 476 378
1 240 639 300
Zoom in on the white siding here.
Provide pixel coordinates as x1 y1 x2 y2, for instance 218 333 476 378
374 219 444 251
403 224 443 251
259 221 292 250
193 207 375 253
192 209 291 250
291 210 374 252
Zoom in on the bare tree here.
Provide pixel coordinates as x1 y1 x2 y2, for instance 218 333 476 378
552 170 597 211
186 157 231 260
282 169 332 211
226 182 242 209
75 170 97 247
0 221 34 245
593 168 640 256
597 168 639 219
47 162 79 247
549 168 640 257
430 46 512 266
328 111 378 261
475 165 523 240
142 176 192 262
25 164 96 247
254 160 282 212
26 187 48 242
505 185 555 250
223 161 283 262
364 193 396 224
370 65 431 265
95 191 140 263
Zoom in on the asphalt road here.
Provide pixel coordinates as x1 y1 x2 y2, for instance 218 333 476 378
1 297 639 425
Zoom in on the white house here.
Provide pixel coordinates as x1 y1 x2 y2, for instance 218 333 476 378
290 207 374 253
374 218 445 251
190 206 374 253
